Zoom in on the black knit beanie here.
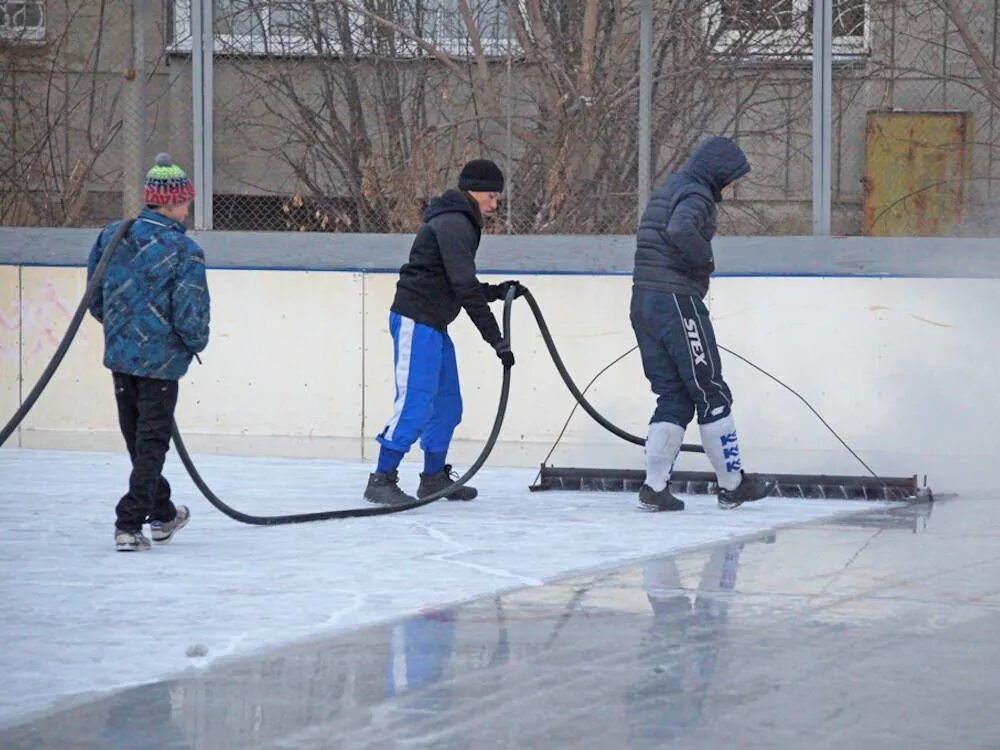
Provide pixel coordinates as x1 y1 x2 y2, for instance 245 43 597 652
458 159 504 193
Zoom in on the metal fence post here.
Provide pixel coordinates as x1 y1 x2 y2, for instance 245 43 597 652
191 0 214 230
122 0 147 219
638 0 652 221
506 0 514 233
812 0 833 235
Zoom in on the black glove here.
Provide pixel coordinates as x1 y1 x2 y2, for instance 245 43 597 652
491 280 524 301
494 338 515 368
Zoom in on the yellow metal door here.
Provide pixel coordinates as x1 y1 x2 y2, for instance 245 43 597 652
863 111 972 236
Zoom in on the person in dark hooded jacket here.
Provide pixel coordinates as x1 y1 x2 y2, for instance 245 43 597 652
631 137 774 512
366 159 521 506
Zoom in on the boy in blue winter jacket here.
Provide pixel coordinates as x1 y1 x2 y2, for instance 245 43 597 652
631 137 774 512
87 153 210 550
365 159 520 506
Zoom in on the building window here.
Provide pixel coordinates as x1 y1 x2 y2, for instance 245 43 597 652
705 0 868 59
0 1 45 43
411 0 513 57
171 1 514 58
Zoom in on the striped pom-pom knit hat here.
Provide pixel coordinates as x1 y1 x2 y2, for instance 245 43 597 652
144 152 195 206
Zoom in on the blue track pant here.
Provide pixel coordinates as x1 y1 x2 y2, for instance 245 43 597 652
376 313 462 455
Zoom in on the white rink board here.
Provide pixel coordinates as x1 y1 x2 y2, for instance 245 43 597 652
1 267 996 492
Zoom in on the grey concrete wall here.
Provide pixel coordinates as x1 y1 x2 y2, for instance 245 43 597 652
1 227 998 277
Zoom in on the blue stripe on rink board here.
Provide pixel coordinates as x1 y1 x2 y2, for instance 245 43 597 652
4 262 940 279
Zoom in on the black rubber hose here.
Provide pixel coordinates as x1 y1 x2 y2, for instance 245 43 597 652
171 287 516 524
0 218 511 523
0 218 136 448
518 288 704 454
1 237 695 524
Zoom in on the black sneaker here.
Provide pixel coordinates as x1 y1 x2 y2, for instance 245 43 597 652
417 465 477 501
637 484 685 512
718 472 776 509
364 471 417 506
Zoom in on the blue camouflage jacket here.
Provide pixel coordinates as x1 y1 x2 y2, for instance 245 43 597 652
87 208 210 380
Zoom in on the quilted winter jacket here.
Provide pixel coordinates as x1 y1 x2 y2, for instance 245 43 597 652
633 137 751 299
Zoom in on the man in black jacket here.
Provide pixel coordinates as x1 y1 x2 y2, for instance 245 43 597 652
366 159 520 505
631 136 774 512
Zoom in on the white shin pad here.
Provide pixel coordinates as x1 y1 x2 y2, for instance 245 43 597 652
644 422 685 492
699 414 743 491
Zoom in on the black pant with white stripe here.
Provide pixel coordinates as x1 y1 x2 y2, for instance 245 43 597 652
630 287 733 427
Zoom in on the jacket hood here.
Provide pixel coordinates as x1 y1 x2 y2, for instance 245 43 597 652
681 137 751 201
423 189 482 226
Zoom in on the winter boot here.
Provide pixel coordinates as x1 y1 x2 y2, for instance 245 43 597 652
365 471 417 506
717 472 776 510
638 484 685 512
417 465 477 501
115 527 151 552
150 505 190 544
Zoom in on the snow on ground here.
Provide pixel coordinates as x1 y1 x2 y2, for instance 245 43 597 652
0 448 884 726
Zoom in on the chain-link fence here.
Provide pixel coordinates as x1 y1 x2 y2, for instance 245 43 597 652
838 0 1000 237
2 0 998 236
0 0 189 228
650 1 818 237
206 0 644 233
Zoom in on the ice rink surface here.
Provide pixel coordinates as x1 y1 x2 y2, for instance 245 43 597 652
0 448 885 727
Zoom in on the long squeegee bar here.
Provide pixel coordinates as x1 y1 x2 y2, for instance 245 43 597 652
529 466 919 501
